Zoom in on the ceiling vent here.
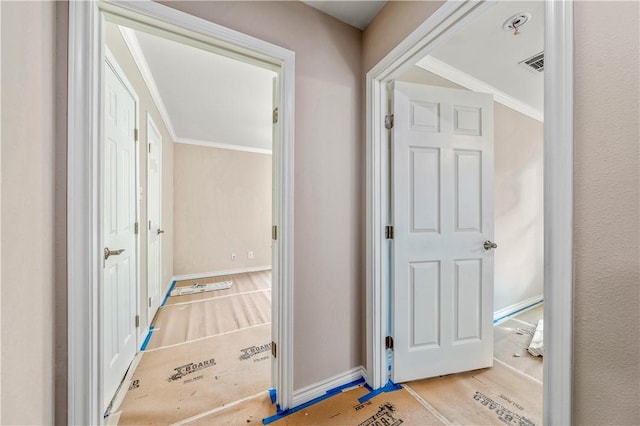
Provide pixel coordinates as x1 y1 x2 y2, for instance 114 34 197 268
519 51 544 73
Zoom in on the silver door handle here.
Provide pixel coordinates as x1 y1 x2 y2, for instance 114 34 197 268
483 240 498 250
104 247 125 260
157 229 165 235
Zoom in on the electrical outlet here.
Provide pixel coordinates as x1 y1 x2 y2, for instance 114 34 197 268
231 253 237 260
248 251 254 259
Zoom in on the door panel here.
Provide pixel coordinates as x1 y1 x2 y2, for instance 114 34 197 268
392 82 494 383
103 59 138 411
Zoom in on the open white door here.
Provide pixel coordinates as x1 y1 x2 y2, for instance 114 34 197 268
103 59 139 411
147 114 163 324
392 82 495 383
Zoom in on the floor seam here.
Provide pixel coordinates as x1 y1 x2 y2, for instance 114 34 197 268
163 288 271 307
402 384 453 425
145 322 272 353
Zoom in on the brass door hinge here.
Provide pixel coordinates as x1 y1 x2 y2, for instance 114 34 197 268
134 222 139 235
385 114 394 129
135 315 140 328
273 107 279 124
272 225 278 240
271 341 277 358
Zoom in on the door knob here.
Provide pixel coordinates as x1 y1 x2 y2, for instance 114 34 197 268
104 247 125 260
157 228 165 235
483 240 498 251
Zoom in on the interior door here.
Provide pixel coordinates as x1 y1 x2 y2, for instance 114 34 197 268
392 81 495 383
103 59 138 410
147 114 163 324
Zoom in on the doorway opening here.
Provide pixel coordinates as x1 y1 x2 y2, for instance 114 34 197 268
365 0 573 424
67 2 295 424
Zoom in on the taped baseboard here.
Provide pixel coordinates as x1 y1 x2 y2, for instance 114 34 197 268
291 366 366 408
172 266 272 282
493 294 543 324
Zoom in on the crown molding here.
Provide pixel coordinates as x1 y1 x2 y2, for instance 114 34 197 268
416 55 543 123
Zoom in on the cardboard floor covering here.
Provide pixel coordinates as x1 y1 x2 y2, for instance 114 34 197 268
494 319 543 382
183 384 446 425
167 271 271 306
406 361 542 426
147 290 271 350
111 324 272 425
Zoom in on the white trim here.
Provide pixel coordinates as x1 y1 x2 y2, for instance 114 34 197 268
174 137 272 155
493 294 543 323
543 1 573 424
416 55 544 122
172 265 272 282
119 26 178 141
291 366 365 408
146 112 163 325
365 1 573 424
68 2 101 422
68 2 296 423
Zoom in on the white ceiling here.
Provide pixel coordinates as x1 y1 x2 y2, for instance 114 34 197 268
417 1 544 120
129 28 277 152
302 1 387 29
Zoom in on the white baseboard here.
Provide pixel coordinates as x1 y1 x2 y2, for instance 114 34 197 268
493 294 544 323
291 366 365 408
172 265 272 282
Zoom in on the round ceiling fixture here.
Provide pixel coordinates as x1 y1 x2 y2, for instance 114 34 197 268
502 12 532 32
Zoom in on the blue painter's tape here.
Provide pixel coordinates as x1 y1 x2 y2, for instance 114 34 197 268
262 378 365 425
493 300 543 324
268 388 277 404
161 280 177 307
357 380 402 404
140 325 155 351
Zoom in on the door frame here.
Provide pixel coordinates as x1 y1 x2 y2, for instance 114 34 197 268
67 1 296 423
365 1 573 424
146 112 162 326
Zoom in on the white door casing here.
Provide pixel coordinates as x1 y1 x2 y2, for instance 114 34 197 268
392 82 494 382
147 114 162 324
103 58 139 411
68 3 296 422
271 76 279 388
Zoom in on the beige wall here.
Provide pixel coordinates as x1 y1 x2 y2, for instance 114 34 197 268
362 1 444 73
105 22 175 332
159 1 364 390
366 1 640 424
0 1 637 423
1 1 55 423
397 67 544 313
573 2 639 424
174 144 272 275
